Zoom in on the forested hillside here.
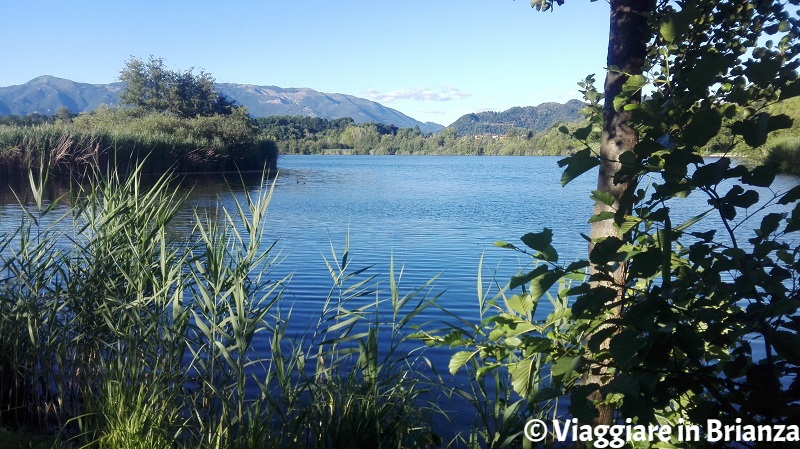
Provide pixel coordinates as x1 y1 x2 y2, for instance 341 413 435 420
449 99 583 135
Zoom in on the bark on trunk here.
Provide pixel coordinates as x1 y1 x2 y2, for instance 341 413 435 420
586 0 650 427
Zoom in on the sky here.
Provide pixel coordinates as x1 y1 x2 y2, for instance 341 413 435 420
0 1 611 126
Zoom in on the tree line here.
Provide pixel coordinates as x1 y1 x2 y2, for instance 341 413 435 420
255 115 593 156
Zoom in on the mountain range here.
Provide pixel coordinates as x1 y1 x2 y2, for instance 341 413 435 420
0 76 585 136
0 76 444 133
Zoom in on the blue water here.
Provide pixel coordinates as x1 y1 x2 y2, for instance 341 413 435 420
3 154 796 358
261 156 594 317
1 155 797 440
172 156 599 328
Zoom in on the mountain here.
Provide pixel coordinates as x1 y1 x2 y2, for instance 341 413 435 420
214 84 443 133
449 100 584 136
0 76 123 116
0 76 444 134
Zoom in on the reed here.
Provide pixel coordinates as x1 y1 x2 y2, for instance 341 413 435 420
0 109 278 178
0 161 446 448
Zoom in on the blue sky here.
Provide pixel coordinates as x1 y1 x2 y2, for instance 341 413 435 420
1 1 610 126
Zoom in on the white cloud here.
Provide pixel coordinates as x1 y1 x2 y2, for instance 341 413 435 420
364 86 471 103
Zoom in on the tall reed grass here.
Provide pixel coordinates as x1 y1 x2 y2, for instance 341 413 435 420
0 163 445 449
0 108 278 178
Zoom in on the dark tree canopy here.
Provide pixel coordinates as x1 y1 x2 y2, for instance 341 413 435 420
119 56 236 118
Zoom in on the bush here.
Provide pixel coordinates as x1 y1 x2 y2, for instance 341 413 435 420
763 136 800 175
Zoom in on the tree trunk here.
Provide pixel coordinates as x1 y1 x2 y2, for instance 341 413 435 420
586 0 650 426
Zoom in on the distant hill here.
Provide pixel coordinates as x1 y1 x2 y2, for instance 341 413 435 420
214 84 443 133
0 76 444 134
0 76 122 116
449 100 584 136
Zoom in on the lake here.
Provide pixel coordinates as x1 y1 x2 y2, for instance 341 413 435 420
239 155 597 320
2 152 797 336
155 154 800 414
1 155 797 439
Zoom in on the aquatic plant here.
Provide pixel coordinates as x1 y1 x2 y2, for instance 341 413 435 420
0 163 444 449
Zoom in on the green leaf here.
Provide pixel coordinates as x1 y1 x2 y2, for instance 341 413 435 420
613 75 648 110
625 74 648 90
787 206 800 231
564 260 589 280
489 329 504 341
569 385 601 422
660 15 678 43
591 190 616 207
510 265 549 291
521 228 553 252
628 249 662 278
505 336 523 348
608 374 640 396
509 358 537 397
618 215 642 234
573 123 593 141
521 229 558 262
558 148 600 187
551 355 580 380
759 213 784 237
731 113 771 147
741 165 777 188
449 350 477 375
683 107 722 148
692 158 731 188
778 185 800 205
723 185 759 209
529 270 564 301
674 210 712 233
659 9 688 44
767 113 793 132
588 211 616 223
531 387 563 402
589 236 624 264
610 330 643 368
772 331 800 364
523 337 553 352
494 240 517 250
507 294 535 315
572 286 618 317
780 79 800 101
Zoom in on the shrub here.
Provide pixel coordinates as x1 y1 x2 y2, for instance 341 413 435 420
763 136 800 175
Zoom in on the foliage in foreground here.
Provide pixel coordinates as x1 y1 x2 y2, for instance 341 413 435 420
0 165 444 448
419 1 800 448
